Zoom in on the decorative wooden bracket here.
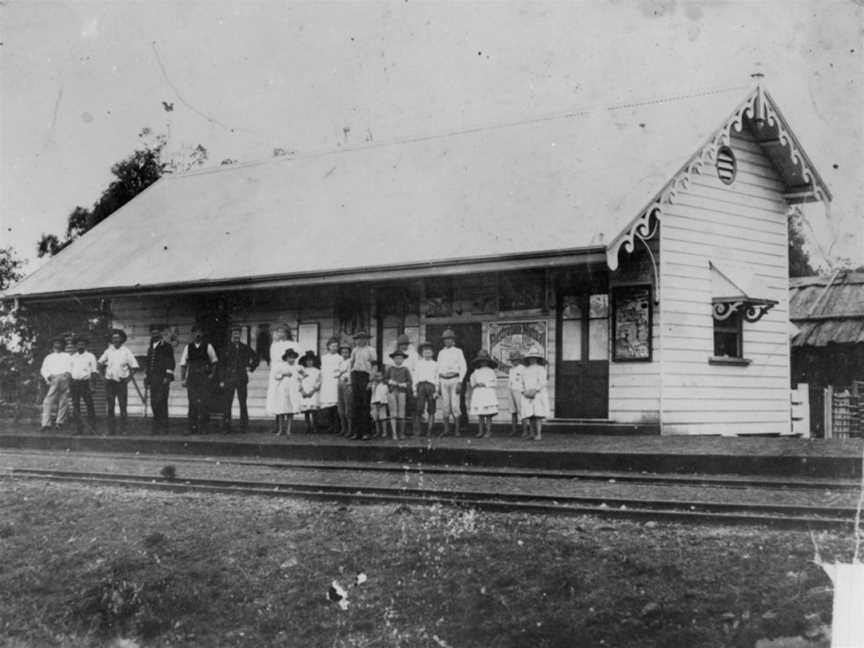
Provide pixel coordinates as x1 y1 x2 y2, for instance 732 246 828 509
712 299 776 323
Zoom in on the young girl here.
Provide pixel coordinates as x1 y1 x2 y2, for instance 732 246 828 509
469 350 499 438
369 367 390 439
336 340 353 437
319 338 341 433
266 326 300 433
507 350 527 437
520 347 549 441
386 349 413 440
298 351 321 434
272 348 300 436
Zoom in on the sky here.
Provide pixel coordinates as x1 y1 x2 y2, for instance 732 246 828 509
1 0 862 275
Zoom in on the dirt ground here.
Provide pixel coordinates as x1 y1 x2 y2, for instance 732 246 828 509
0 480 848 648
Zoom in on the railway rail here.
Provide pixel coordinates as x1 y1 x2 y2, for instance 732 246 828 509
2 448 859 491
5 465 858 530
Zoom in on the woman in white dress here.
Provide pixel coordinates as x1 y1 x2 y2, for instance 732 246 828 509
469 350 499 439
520 347 550 441
266 326 300 431
319 337 341 433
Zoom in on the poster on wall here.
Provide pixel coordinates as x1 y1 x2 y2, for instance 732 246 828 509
488 321 547 376
612 285 652 361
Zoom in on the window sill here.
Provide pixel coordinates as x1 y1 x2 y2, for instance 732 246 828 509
708 356 752 367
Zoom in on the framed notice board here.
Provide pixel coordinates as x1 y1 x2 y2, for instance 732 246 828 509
612 285 652 362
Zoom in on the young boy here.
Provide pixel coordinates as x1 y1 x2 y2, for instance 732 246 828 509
336 340 353 437
98 329 139 435
69 336 98 434
349 330 377 440
386 349 413 440
413 342 438 436
368 367 390 439
40 337 72 431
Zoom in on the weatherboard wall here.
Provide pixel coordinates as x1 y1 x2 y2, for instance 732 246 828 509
657 129 791 435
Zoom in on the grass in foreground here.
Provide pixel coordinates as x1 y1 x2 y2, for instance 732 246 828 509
0 480 848 647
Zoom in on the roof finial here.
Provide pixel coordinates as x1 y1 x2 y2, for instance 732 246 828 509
751 71 765 86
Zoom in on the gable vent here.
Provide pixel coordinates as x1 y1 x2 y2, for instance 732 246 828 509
716 146 737 185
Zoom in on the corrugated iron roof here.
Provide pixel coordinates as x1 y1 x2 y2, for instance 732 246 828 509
6 85 821 298
790 272 864 347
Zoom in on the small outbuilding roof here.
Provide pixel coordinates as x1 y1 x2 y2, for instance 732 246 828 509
790 272 864 347
7 83 830 299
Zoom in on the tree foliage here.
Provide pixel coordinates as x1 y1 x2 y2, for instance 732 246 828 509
37 130 208 257
0 247 25 292
788 209 817 278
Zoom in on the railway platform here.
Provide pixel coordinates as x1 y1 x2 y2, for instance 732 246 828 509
1 420 861 479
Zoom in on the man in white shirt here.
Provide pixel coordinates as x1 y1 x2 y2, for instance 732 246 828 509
180 325 218 434
69 336 98 434
98 329 139 435
40 337 72 431
436 329 467 437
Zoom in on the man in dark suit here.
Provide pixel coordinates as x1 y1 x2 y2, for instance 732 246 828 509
145 324 175 434
219 326 257 433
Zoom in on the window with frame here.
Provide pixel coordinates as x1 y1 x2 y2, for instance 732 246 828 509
713 311 742 358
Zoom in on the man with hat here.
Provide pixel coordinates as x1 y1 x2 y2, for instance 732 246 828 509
180 325 218 434
39 336 72 431
436 328 467 437
218 327 257 433
384 332 419 435
413 341 439 436
145 324 176 435
98 329 139 435
348 330 377 439
69 335 99 434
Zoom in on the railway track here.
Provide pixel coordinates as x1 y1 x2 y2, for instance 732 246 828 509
5 466 858 530
2 448 859 491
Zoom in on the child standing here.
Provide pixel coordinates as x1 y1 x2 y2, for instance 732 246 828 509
368 367 390 439
386 349 413 440
272 348 300 436
336 340 353 437
413 342 438 436
319 337 342 433
298 351 321 434
507 350 527 437
520 347 549 441
469 350 499 438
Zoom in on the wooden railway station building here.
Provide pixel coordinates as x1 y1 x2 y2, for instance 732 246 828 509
6 83 830 435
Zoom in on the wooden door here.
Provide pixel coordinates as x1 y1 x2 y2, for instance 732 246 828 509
425 323 483 424
555 292 609 419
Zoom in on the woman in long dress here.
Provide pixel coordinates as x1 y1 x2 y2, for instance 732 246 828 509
266 326 300 430
319 337 342 433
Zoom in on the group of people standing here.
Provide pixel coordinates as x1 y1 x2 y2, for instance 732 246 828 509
264 327 550 441
39 324 257 435
39 323 550 440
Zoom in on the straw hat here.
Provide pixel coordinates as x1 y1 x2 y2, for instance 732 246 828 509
441 328 456 340
353 330 370 339
522 346 546 364
389 349 408 360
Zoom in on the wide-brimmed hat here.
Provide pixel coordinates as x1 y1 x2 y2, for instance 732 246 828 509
353 330 370 339
441 328 456 340
282 348 300 360
523 346 546 363
389 349 408 360
396 333 411 345
149 323 168 333
418 341 435 353
110 328 127 343
471 349 498 369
